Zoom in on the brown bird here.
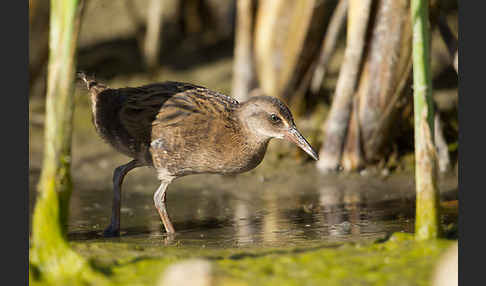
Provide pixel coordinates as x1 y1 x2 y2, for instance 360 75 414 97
78 73 318 237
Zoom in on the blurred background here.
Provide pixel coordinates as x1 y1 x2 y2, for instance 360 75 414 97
29 0 458 174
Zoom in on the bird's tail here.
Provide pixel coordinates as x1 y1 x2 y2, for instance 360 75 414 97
77 71 107 94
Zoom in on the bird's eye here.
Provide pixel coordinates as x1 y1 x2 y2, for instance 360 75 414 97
270 114 281 124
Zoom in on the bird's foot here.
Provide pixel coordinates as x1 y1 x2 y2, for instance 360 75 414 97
102 225 120 237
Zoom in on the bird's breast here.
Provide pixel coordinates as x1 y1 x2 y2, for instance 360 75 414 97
219 139 269 175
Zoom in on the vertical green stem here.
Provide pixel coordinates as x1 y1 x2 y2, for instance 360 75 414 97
411 0 440 240
33 0 79 244
30 0 90 280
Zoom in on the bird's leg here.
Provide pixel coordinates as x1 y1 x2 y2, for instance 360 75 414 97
153 180 175 234
103 159 141 237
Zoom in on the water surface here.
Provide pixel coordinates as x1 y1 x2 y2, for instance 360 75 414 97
30 162 457 249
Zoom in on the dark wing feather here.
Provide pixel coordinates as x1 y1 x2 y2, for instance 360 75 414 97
118 81 239 144
118 86 171 144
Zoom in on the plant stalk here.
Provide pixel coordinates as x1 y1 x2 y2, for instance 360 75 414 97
411 0 441 240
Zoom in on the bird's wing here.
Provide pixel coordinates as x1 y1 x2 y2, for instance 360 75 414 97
151 82 239 127
150 84 240 153
118 82 238 145
118 85 173 144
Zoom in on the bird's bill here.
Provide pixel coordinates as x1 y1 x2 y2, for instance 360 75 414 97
284 127 319 160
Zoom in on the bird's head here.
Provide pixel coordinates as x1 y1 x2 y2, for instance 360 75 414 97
238 95 319 160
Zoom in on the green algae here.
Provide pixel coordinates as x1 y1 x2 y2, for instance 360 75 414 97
217 233 453 286
30 233 455 286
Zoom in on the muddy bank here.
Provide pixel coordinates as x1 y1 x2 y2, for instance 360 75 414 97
29 232 455 286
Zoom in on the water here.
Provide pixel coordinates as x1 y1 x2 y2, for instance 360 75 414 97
30 162 457 249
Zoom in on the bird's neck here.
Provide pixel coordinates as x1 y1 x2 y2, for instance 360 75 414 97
234 106 271 162
233 125 270 173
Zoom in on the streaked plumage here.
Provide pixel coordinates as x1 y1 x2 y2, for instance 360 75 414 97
78 73 318 236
